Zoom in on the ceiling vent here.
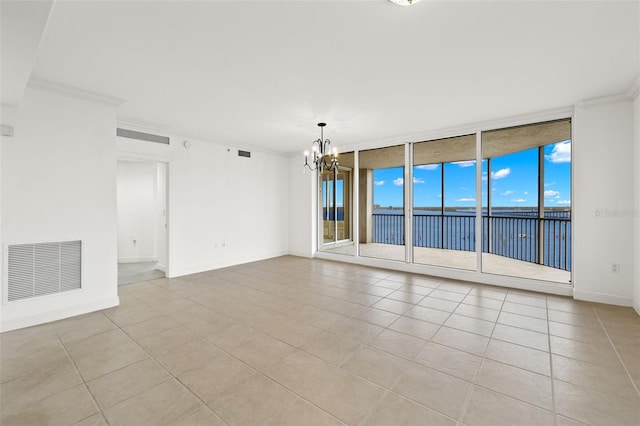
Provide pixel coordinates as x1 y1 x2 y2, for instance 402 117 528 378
238 150 251 158
7 240 82 302
117 128 170 145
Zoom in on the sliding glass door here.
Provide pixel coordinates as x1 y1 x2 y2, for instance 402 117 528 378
481 119 572 283
413 135 477 271
358 145 406 262
319 152 354 254
317 118 571 286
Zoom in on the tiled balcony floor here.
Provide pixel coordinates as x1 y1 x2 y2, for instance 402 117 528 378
322 243 571 284
2 256 638 425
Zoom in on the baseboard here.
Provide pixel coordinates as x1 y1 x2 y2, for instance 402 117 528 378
0 296 120 333
169 251 288 278
286 250 313 258
118 257 158 264
573 290 633 307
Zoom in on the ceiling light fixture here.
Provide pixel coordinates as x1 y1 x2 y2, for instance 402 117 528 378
304 123 338 172
389 0 421 5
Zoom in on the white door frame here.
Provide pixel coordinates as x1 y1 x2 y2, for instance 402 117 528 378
117 152 172 278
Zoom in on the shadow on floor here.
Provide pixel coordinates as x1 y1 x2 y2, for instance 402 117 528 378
118 261 165 285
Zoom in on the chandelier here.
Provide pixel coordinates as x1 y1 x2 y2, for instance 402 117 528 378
389 0 421 5
304 123 338 172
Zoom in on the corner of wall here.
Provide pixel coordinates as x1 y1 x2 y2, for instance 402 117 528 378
1 84 120 332
633 91 640 315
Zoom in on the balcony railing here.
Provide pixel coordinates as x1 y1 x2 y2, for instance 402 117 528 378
372 213 571 271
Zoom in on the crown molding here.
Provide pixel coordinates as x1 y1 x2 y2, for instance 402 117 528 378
117 116 173 137
28 77 125 107
578 78 639 108
578 93 634 108
626 73 639 100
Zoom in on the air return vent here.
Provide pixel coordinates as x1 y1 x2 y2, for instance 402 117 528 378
238 150 251 158
7 240 82 302
117 128 170 145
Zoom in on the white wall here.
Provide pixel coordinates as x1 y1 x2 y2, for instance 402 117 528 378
288 155 316 257
117 130 289 277
1 85 119 332
573 99 635 306
633 93 640 314
117 160 161 263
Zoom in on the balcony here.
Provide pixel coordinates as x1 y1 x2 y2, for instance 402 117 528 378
321 213 571 284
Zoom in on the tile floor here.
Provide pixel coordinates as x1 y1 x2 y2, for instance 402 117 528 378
118 261 166 286
1 255 639 426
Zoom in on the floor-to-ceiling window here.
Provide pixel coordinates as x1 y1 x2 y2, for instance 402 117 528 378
317 117 572 287
481 119 571 283
358 145 406 262
413 135 477 270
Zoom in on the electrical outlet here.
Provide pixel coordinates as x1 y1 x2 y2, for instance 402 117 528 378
612 263 620 273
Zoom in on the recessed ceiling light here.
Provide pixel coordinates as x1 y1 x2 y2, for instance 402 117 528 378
389 0 421 5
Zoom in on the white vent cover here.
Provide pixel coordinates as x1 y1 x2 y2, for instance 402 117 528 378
7 240 82 302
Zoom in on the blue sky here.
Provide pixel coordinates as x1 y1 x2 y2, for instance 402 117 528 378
322 175 344 208
373 140 571 209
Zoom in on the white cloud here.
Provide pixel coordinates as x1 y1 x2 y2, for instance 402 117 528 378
415 164 439 170
511 198 527 203
501 190 514 196
393 178 404 186
545 141 571 163
491 168 511 179
452 160 476 168
374 180 384 186
556 199 571 205
544 181 556 187
524 191 529 195
544 190 560 198
413 177 425 184
457 198 475 202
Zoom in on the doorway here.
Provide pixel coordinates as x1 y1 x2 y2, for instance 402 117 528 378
116 159 168 285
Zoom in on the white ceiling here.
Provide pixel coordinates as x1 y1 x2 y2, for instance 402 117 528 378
3 0 639 154
0 0 53 106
